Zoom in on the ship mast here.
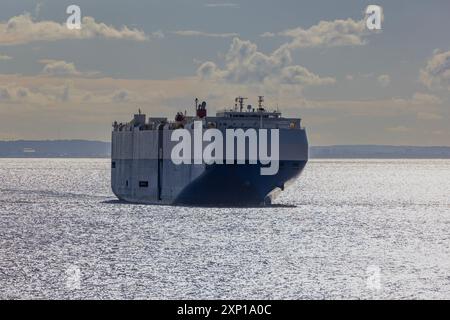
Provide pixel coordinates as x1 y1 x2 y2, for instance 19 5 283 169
235 96 248 112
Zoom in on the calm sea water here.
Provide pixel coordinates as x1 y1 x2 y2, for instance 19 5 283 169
0 158 449 299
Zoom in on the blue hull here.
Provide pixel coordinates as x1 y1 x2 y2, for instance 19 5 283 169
174 160 307 206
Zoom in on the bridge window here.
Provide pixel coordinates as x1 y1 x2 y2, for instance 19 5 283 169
139 181 149 188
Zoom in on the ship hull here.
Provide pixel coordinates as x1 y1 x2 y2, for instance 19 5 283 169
111 159 307 206
111 119 308 206
174 160 307 206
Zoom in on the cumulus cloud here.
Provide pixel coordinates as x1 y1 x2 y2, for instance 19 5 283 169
0 53 12 60
0 14 149 45
172 30 238 38
280 65 335 86
261 18 367 49
377 74 390 87
420 49 450 90
196 17 372 90
197 37 335 88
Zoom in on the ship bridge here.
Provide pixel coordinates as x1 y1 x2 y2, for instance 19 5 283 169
212 96 301 130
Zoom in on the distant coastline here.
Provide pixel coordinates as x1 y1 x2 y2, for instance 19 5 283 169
1 140 450 159
0 140 110 158
310 145 450 159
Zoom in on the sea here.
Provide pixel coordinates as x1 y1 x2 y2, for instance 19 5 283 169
0 158 449 299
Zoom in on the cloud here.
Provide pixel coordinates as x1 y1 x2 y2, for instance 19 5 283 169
0 72 448 144
195 17 374 90
39 59 80 77
197 37 335 88
280 65 335 86
0 14 149 45
377 74 390 87
112 89 130 102
172 30 238 38
0 85 48 103
204 3 239 8
420 49 450 90
38 59 99 78
261 18 367 49
0 53 12 60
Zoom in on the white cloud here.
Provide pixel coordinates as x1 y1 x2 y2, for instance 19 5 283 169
198 17 375 90
0 53 12 60
377 74 390 87
0 14 149 45
197 37 335 88
172 30 238 38
261 18 367 49
420 49 450 90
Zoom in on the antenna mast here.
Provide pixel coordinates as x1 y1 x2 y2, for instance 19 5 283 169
236 96 248 112
258 96 264 111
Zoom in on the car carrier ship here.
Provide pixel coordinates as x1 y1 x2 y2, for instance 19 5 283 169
111 97 308 206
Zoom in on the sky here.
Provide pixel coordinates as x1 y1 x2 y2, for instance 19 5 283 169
0 0 449 145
